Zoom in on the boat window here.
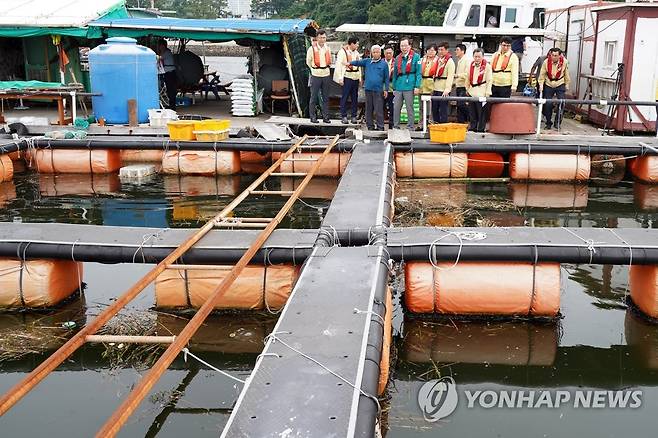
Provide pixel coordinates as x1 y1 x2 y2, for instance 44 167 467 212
531 8 545 28
505 8 517 23
446 3 462 26
485 5 501 28
465 5 481 27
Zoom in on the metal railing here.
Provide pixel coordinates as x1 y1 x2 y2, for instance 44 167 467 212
421 95 658 138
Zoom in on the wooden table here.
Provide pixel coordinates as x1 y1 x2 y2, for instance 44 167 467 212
0 92 75 125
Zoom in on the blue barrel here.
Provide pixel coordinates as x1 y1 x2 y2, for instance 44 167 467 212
89 37 159 124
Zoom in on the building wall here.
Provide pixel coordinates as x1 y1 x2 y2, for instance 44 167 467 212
227 0 252 18
631 17 658 122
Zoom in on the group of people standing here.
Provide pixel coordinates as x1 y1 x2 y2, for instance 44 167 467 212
306 31 571 132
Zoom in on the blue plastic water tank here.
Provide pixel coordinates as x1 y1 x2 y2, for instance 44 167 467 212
89 37 159 124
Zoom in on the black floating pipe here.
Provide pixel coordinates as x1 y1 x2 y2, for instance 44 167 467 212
396 141 658 155
0 242 314 266
25 138 359 153
5 138 657 156
4 241 658 266
387 245 658 265
354 252 389 438
427 95 658 107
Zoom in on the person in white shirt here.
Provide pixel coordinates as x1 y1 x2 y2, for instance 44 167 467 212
157 39 177 110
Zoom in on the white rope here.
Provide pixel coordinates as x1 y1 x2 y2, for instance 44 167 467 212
318 225 340 247
132 229 168 263
561 227 604 265
428 230 487 270
71 239 83 294
182 347 246 384
353 308 386 326
264 332 382 414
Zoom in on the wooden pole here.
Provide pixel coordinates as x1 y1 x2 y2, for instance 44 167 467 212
0 135 310 416
86 335 175 344
95 135 339 438
128 99 138 127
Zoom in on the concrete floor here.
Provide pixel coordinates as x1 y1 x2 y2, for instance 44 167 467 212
2 97 653 142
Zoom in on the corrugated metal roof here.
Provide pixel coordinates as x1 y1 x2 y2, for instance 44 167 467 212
90 17 316 35
0 0 124 28
335 23 550 37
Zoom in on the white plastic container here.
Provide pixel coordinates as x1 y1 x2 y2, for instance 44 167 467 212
119 164 157 180
148 109 178 128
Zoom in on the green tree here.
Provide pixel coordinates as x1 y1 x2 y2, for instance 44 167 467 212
125 0 228 18
367 0 412 25
251 0 296 18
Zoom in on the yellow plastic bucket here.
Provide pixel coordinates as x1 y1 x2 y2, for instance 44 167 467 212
193 119 231 132
167 120 196 141
194 129 230 142
428 123 468 144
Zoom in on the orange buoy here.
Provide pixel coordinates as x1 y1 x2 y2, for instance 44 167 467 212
395 152 468 178
631 156 658 183
467 152 504 178
31 149 121 174
155 264 299 311
0 259 83 308
510 153 590 181
0 155 14 181
161 150 241 175
120 149 164 163
405 261 560 317
630 265 658 319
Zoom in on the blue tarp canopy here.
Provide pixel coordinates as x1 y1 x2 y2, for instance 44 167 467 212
89 18 317 42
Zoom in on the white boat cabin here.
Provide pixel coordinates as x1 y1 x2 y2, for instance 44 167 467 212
443 0 594 29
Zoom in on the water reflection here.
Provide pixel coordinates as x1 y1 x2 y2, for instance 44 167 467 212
0 172 332 229
396 181 656 228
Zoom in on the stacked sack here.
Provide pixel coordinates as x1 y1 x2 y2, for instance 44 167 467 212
230 75 255 117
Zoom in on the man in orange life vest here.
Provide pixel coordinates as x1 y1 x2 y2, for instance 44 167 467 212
431 41 455 123
466 48 493 132
490 36 519 98
419 44 439 123
305 29 332 123
538 47 571 130
384 47 395 129
334 36 362 124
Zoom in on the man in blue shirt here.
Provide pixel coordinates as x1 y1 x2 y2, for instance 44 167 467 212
346 45 390 130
